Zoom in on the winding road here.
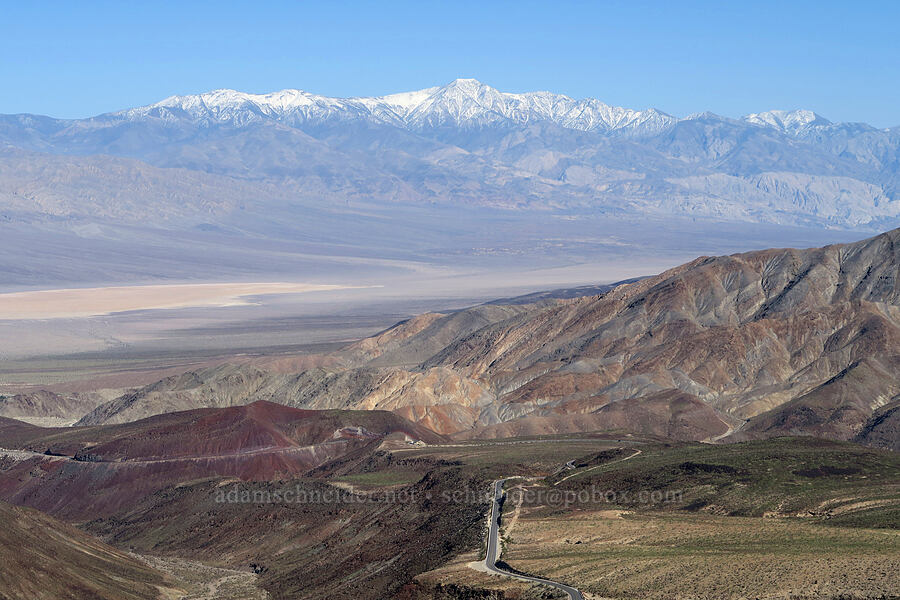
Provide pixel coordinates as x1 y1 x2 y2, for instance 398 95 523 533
483 479 585 600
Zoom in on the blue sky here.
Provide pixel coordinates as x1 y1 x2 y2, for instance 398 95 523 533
2 0 898 126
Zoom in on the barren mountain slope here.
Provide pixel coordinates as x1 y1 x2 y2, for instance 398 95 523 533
0 389 108 421
73 307 529 432
0 500 176 600
855 398 900 451
418 228 900 440
65 229 900 444
83 467 488 600
0 402 443 519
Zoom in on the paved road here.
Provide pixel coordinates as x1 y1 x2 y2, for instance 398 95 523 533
483 479 585 600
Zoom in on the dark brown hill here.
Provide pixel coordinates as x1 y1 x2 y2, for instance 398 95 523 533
855 399 900 451
83 467 488 600
0 402 444 519
0 500 175 600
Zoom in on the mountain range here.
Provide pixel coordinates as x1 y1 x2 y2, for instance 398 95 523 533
7 227 897 449
2 79 900 287
114 78 678 135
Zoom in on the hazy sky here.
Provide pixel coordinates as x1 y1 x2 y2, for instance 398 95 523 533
2 0 898 126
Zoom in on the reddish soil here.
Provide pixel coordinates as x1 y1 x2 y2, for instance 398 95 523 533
0 401 444 520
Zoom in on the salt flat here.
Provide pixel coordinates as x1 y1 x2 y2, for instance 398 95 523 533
0 282 351 319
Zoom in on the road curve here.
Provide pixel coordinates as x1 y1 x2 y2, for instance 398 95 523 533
483 479 585 600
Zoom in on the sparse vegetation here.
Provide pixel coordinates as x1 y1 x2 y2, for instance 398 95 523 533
549 437 900 521
414 436 900 599
139 555 268 600
332 470 424 488
502 509 900 600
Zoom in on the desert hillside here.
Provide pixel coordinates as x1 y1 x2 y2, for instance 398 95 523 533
0 500 176 600
14 228 900 446
0 402 441 520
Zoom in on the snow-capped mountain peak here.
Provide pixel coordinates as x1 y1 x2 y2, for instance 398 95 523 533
111 82 848 141
743 109 831 135
120 88 312 119
405 78 515 128
2 79 898 240
112 79 678 137
365 87 440 113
